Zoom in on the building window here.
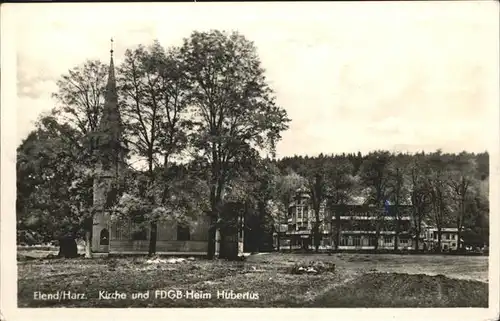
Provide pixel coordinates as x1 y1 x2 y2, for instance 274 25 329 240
100 228 109 245
177 224 190 241
384 236 392 244
452 243 456 247
445 233 450 240
353 236 361 246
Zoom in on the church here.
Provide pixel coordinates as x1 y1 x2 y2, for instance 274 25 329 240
90 42 214 256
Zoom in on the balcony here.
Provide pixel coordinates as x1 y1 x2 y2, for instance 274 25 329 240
332 216 412 221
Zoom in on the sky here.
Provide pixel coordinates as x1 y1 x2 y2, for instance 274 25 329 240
11 1 500 158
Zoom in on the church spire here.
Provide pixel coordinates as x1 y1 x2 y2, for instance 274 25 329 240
105 37 117 108
96 37 126 170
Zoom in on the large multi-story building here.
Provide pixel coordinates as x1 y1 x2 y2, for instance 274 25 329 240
284 187 329 249
330 204 414 250
276 187 417 251
274 187 466 252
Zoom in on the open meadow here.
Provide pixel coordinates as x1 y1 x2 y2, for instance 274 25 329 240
17 252 488 308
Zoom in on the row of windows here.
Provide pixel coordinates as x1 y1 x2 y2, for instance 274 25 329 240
338 236 410 247
289 223 327 231
291 201 412 216
433 232 457 240
339 222 411 231
340 236 377 246
383 236 409 243
99 225 190 245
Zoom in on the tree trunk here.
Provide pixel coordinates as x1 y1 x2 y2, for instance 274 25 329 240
394 219 400 251
415 216 421 252
84 217 93 258
207 216 217 259
335 209 341 251
313 209 321 252
84 230 92 258
148 222 157 256
313 224 320 253
457 199 465 251
437 227 442 252
457 226 462 251
276 222 281 251
257 202 265 252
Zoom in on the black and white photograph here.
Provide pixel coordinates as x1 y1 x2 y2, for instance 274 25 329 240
1 1 499 320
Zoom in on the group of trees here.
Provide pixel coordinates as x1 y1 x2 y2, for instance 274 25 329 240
17 30 289 258
16 30 489 258
271 151 489 252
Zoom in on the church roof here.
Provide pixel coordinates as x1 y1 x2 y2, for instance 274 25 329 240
97 40 122 140
95 39 127 160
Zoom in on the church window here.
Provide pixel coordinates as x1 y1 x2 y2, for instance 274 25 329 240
100 228 109 245
177 224 190 241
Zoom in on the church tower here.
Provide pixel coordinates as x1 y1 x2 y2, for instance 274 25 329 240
92 39 127 253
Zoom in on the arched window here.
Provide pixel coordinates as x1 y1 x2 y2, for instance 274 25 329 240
100 228 109 245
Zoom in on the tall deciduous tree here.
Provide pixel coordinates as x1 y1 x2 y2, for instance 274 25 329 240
52 60 109 137
119 41 191 255
386 154 410 250
408 154 431 252
426 150 452 252
51 60 109 256
447 153 478 251
180 30 290 259
326 158 356 251
274 170 307 251
17 115 93 257
293 154 333 252
298 155 329 253
359 151 392 251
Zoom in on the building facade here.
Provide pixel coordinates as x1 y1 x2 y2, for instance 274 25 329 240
284 187 329 249
330 204 414 250
275 187 417 251
422 225 460 251
273 188 466 252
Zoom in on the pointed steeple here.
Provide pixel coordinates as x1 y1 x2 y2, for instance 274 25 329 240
104 37 118 107
96 38 126 170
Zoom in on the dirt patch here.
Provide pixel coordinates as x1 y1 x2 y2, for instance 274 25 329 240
309 272 488 307
287 261 336 275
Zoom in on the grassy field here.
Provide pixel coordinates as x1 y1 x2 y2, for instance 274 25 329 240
17 252 488 308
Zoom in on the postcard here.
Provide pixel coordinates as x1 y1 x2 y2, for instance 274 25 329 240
1 2 499 321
